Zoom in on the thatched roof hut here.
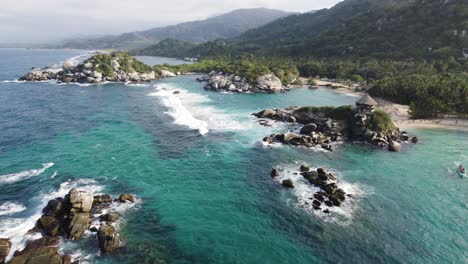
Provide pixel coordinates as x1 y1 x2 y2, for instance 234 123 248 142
356 94 378 106
356 94 378 111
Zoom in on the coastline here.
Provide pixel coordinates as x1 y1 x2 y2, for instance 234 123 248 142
314 80 468 132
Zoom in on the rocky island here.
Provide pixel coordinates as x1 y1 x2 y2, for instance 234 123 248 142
272 166 350 213
1 189 136 264
19 52 165 84
256 95 417 152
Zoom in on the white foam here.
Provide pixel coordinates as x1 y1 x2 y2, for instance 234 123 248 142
0 163 54 184
0 202 26 216
125 83 150 87
1 80 25 83
149 84 247 135
274 162 372 225
50 171 58 179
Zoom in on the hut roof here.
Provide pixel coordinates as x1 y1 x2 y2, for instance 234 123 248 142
356 94 378 106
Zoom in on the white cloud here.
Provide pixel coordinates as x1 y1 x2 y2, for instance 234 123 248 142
0 0 343 43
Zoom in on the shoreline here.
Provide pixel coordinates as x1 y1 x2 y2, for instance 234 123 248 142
313 80 468 132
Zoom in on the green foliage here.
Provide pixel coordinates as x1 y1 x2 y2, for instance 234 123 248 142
308 79 317 86
83 52 153 76
368 110 396 133
161 56 300 85
130 39 197 57
233 0 467 60
370 74 468 118
294 106 353 121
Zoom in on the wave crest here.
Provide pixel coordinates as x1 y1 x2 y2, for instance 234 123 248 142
0 163 54 184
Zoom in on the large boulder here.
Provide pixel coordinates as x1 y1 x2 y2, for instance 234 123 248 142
98 225 121 253
110 60 120 70
93 194 113 204
83 62 93 70
8 237 70 264
67 213 90 240
37 216 62 236
160 70 176 78
300 123 318 135
282 179 295 188
118 194 135 203
280 132 301 144
101 213 119 223
256 74 283 93
0 238 11 264
42 198 65 218
271 169 280 178
388 140 401 152
66 189 93 213
62 60 75 71
91 71 103 79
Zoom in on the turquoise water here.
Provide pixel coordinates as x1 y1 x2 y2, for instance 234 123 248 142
0 49 466 264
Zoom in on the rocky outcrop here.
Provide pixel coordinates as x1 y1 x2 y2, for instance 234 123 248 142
8 237 71 264
255 106 416 152
0 239 11 264
118 194 136 203
19 53 162 84
276 166 348 212
196 71 285 93
160 70 176 78
98 225 121 253
256 74 283 93
282 179 295 188
1 189 138 263
256 107 344 151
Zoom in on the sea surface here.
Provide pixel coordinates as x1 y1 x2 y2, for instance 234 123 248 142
0 48 466 264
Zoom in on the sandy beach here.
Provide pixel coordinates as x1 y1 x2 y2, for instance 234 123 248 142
314 80 468 132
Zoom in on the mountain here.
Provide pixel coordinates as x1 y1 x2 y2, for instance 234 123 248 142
131 39 198 57
232 0 467 59
57 8 292 50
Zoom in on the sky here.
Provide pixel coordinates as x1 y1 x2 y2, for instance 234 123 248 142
0 0 343 44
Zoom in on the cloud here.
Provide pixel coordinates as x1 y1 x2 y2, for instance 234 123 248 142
0 0 342 43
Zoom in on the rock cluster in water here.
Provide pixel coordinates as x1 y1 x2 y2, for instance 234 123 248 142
1 189 136 264
273 166 349 212
255 105 417 152
255 107 345 151
19 53 164 84
197 71 284 93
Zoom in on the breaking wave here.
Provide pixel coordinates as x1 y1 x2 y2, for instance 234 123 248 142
0 163 54 184
149 84 247 135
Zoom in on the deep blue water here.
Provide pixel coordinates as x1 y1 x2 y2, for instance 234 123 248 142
0 49 466 264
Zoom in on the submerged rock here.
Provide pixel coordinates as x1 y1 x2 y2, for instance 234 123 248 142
282 179 295 188
271 168 280 178
388 140 401 152
119 194 136 203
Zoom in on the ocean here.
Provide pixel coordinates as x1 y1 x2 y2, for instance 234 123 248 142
0 48 466 264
